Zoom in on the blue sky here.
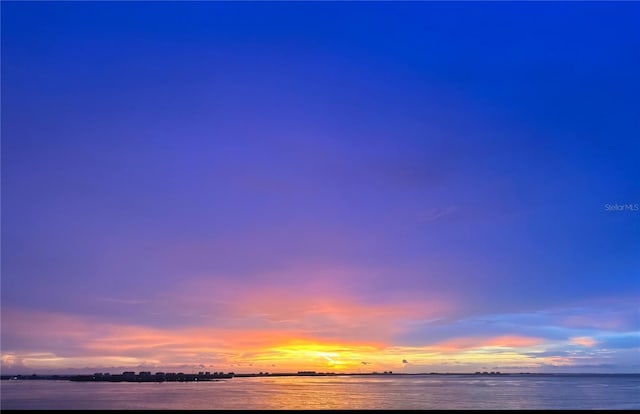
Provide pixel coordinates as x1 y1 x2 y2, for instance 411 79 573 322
1 1 639 374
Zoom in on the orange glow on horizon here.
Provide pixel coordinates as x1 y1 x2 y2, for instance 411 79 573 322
0 307 582 374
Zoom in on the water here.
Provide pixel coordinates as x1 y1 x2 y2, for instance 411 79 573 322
2 374 639 410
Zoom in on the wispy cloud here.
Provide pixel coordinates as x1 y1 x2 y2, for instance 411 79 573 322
418 206 459 223
570 336 598 347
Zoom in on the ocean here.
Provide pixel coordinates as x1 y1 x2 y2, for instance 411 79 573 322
1 374 639 410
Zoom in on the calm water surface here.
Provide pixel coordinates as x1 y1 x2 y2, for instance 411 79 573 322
2 374 639 410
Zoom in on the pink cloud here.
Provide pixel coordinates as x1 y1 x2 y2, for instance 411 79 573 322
147 265 457 342
570 336 597 347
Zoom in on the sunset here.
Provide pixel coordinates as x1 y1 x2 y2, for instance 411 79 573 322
1 0 639 409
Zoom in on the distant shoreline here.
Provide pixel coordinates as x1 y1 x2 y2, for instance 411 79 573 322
2 371 639 382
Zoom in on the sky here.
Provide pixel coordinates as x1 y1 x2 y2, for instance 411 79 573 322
1 1 639 375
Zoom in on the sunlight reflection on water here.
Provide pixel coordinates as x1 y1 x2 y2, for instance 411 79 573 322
1 374 639 410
